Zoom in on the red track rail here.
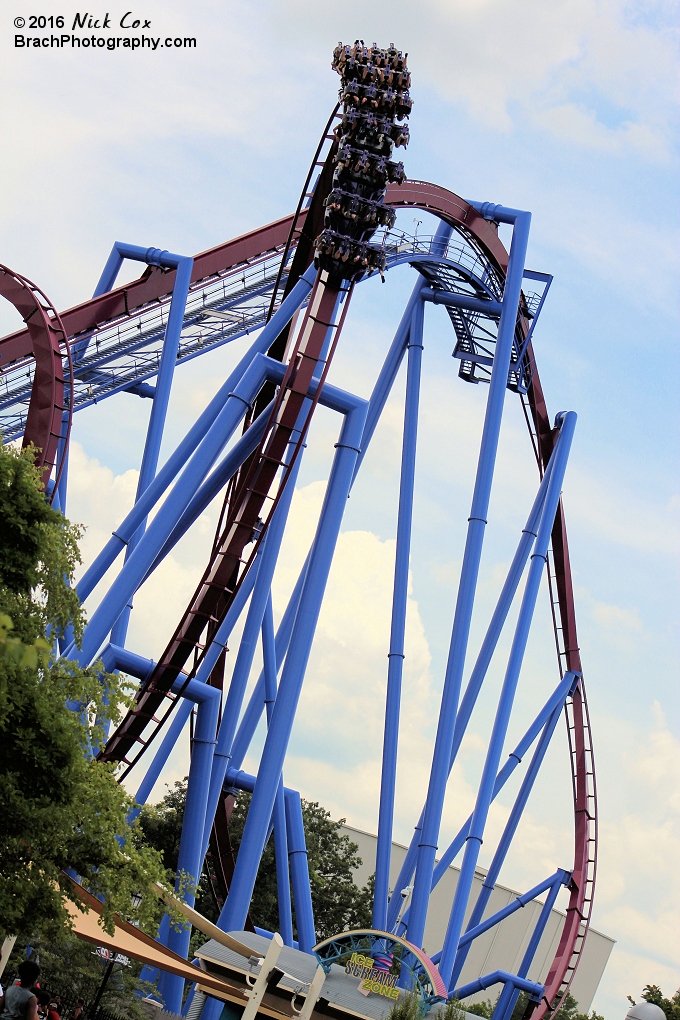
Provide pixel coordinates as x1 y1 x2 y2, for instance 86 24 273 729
523 362 596 1015
1 181 595 1002
0 214 306 369
0 264 69 488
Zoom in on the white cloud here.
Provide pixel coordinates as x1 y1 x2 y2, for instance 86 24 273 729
565 466 679 555
66 441 138 574
591 601 644 653
534 103 669 158
590 704 680 1005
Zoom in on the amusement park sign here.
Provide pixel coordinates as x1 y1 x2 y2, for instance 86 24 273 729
345 953 399 1001
314 929 447 1009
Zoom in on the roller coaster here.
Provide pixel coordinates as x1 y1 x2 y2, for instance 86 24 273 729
0 39 596 1020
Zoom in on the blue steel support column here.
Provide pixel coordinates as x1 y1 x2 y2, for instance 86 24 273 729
164 679 220 1013
450 972 544 1004
55 243 132 515
113 246 193 493
396 672 577 937
55 413 70 514
200 446 303 861
386 456 558 931
386 440 568 929
449 870 569 953
227 276 453 779
373 297 424 930
285 789 316 954
75 268 316 606
431 674 577 887
448 701 565 987
109 247 193 648
214 392 367 934
493 876 565 1020
70 353 276 666
146 402 274 575
406 206 531 951
437 410 577 988
263 595 294 947
353 221 452 483
228 556 310 772
128 561 261 818
214 764 314 952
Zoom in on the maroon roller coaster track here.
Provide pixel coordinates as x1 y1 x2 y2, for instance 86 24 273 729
0 180 596 1017
0 264 72 492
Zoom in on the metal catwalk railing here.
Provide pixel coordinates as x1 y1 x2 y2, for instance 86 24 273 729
0 226 521 443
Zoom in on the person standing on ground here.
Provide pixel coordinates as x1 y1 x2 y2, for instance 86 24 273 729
71 1002 84 1020
33 992 49 1020
0 961 40 1020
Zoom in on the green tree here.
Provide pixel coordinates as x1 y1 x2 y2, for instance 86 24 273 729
0 442 168 942
443 1003 468 1020
388 991 424 1020
639 986 680 1020
139 780 374 941
553 990 604 1020
453 990 604 1020
461 999 495 1019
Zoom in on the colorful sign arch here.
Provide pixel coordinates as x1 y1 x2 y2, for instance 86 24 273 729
313 929 448 1009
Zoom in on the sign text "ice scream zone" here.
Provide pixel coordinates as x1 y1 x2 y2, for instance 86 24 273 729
345 953 399 1000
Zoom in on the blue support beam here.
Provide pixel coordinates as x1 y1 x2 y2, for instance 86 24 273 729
285 789 316 954
395 671 578 936
228 557 310 772
437 410 577 988
448 703 567 987
92 245 194 649
69 353 284 666
74 267 316 607
353 221 452 482
373 296 424 930
126 558 261 817
164 676 220 1013
450 970 544 1004
386 452 559 932
492 874 566 1020
199 443 302 863
213 389 367 933
263 595 294 948
455 870 569 951
406 206 532 951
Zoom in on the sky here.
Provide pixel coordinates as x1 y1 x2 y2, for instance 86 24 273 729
1 2 678 1018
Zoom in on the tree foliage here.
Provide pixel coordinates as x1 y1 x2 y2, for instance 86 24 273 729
457 991 603 1020
388 992 426 1020
461 999 495 1018
0 442 167 942
638 987 680 1020
551 991 604 1020
139 780 374 941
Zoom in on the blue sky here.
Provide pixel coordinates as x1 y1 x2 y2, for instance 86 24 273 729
1 2 678 1017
